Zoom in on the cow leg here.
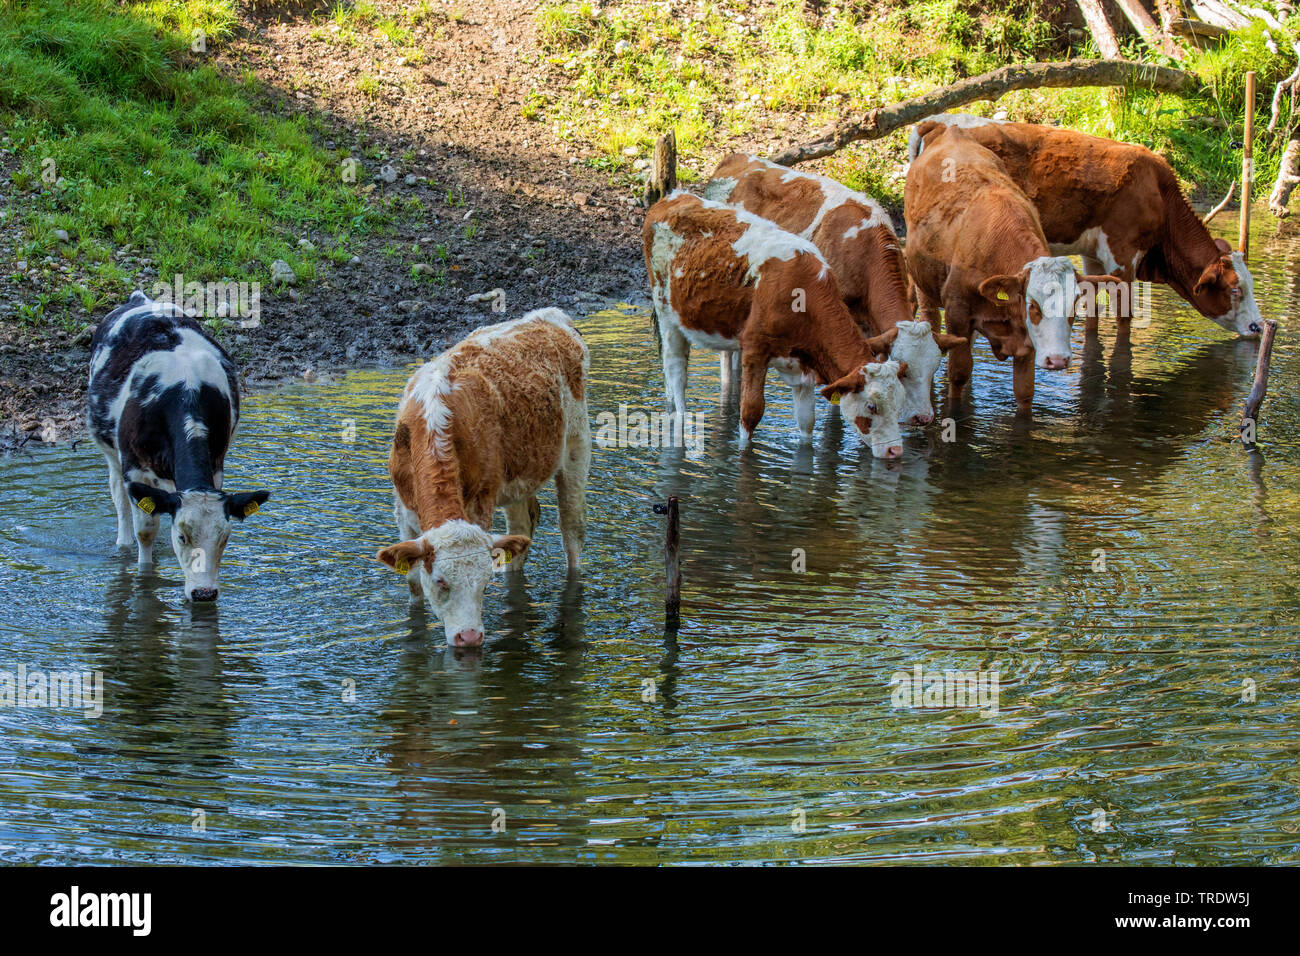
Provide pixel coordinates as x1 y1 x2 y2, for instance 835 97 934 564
915 286 943 328
395 499 424 602
1013 352 1035 417
1082 255 1106 335
104 453 133 548
943 303 973 397
132 505 160 571
660 323 690 416
555 412 591 572
503 496 541 572
738 351 769 447
791 382 816 438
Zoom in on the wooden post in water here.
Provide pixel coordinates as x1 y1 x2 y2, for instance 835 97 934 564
1241 318 1279 447
1240 71 1256 260
665 495 681 615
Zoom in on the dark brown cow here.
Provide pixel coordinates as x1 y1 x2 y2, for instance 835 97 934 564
909 114 1264 338
905 122 1116 415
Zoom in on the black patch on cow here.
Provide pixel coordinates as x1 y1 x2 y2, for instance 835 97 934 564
87 293 241 492
128 481 181 517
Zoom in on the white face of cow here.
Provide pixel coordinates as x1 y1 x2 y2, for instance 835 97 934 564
1024 257 1079 370
127 483 269 601
889 321 941 425
824 360 906 459
376 519 530 648
171 492 230 600
1217 252 1264 338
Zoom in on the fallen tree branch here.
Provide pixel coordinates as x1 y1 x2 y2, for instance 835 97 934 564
1202 180 1236 224
768 59 1199 167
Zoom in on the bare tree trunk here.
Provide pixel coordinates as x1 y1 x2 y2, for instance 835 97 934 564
1076 0 1122 57
768 59 1197 168
1268 134 1300 216
1113 0 1184 57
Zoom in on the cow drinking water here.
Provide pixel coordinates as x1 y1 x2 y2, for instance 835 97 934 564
643 191 907 457
703 153 966 425
87 291 269 601
375 308 591 648
909 113 1265 339
905 122 1118 414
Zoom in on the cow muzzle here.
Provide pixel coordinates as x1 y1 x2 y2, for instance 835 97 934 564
452 628 484 647
1042 354 1070 371
190 587 218 602
909 412 934 426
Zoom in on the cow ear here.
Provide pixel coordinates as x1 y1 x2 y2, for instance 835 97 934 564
895 361 909 379
1213 238 1233 255
821 368 865 404
978 274 1023 305
224 490 270 521
491 534 530 568
933 332 968 352
1193 259 1226 297
127 482 180 517
864 326 899 356
377 538 435 574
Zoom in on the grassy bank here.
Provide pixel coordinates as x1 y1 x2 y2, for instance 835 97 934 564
530 0 1298 205
0 0 381 327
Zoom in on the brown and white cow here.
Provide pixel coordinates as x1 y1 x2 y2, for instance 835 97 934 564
375 308 590 648
909 113 1265 338
703 153 965 425
905 122 1117 414
643 191 907 457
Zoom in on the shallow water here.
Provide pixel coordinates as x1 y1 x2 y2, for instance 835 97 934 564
3 225 1300 864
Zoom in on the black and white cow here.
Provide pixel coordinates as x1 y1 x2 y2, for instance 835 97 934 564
87 291 269 601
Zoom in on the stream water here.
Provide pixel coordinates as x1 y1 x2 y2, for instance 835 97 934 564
2 223 1299 864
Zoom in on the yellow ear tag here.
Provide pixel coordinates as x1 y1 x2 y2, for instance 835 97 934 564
996 291 1010 301
138 497 155 515
244 501 259 517
394 558 410 575
494 548 511 569
828 393 841 405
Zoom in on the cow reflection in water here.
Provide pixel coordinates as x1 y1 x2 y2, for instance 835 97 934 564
368 574 590 860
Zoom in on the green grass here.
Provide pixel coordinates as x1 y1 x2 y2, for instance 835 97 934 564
532 0 1299 205
0 0 382 321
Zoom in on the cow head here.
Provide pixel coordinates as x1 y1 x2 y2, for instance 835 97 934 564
1193 243 1263 338
376 519 529 648
980 257 1119 369
872 321 967 425
127 483 269 602
822 359 907 459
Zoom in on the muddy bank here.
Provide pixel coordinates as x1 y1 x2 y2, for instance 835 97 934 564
0 0 649 452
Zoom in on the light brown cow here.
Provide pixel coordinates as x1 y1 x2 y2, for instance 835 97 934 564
375 308 590 647
703 153 966 425
909 113 1264 338
905 122 1116 414
643 191 908 457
